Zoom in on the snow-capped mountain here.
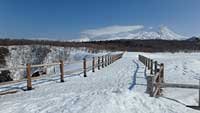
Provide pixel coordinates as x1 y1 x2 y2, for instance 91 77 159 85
158 26 187 40
78 26 187 41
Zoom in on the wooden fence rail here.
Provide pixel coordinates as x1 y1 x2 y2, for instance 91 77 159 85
159 83 200 89
0 53 124 93
138 55 164 97
139 54 200 107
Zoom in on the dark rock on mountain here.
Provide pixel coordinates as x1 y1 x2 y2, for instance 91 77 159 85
186 36 200 42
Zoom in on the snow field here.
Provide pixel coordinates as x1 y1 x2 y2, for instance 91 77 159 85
0 52 199 113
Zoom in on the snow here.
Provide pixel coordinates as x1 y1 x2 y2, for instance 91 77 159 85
140 52 200 105
77 25 187 41
81 25 144 37
0 52 199 113
1 45 107 80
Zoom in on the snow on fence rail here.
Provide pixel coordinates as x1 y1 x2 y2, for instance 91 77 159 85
0 53 123 94
138 55 200 107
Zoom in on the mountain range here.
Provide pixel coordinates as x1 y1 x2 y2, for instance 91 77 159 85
77 26 189 42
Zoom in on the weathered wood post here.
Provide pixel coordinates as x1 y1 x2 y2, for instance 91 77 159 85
108 56 110 65
138 55 140 61
145 57 147 67
160 63 164 83
146 58 148 67
83 58 87 77
60 60 64 82
98 57 100 70
147 75 154 97
92 57 95 72
150 59 153 74
156 74 161 96
143 56 145 64
111 56 113 63
148 58 150 70
102 56 104 68
199 79 200 107
105 55 107 67
154 61 157 75
26 64 32 90
146 58 148 69
110 55 112 63
54 66 56 74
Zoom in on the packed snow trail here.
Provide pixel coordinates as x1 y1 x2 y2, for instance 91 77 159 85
0 52 198 113
128 60 147 91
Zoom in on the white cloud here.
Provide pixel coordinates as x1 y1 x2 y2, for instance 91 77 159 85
148 27 153 30
81 25 144 38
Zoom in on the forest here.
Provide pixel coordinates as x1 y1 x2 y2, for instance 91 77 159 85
0 38 200 52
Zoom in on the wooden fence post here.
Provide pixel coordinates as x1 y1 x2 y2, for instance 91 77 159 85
108 55 110 65
145 58 147 67
148 59 150 70
105 56 107 67
98 57 100 70
83 58 87 77
60 60 64 82
155 75 160 96
92 57 95 72
110 56 111 64
147 76 154 97
146 58 148 67
26 64 32 90
154 61 157 75
160 63 164 83
102 56 104 68
150 59 153 74
199 79 200 107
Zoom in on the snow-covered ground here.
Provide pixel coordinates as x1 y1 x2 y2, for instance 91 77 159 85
140 52 200 105
0 45 108 81
0 52 199 113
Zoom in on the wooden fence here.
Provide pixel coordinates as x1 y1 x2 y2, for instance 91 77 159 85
138 55 164 97
0 53 123 93
139 54 200 107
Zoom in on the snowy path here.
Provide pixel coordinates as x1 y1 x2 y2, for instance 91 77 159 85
0 52 198 113
128 59 147 93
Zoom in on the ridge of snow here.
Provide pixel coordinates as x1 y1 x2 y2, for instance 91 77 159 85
81 25 144 37
158 26 187 40
77 25 188 41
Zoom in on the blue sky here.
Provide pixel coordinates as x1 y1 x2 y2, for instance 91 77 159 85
0 0 200 39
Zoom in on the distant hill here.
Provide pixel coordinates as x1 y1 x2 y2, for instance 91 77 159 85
0 38 200 52
76 26 188 41
186 36 200 42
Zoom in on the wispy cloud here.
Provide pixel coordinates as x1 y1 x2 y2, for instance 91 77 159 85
81 25 144 38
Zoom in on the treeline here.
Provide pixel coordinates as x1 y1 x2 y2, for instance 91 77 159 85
86 39 200 52
0 39 81 47
0 38 200 52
